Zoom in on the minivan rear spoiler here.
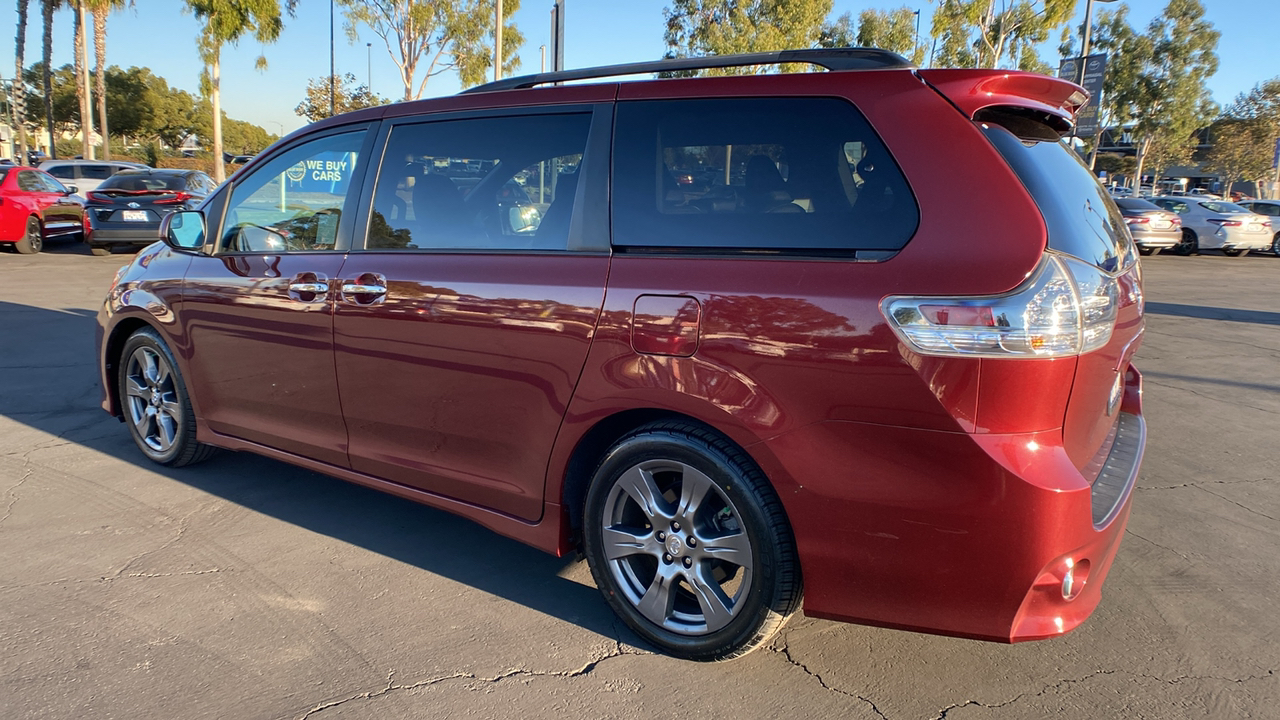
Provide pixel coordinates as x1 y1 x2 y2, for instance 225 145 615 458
917 69 1089 141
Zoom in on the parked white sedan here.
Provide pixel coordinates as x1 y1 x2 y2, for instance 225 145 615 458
1150 197 1273 256
1237 199 1280 256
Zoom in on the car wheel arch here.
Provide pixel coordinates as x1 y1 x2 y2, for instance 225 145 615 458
556 407 791 549
103 316 165 418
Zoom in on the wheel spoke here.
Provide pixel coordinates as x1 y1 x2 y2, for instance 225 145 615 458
635 570 677 626
676 465 716 521
601 526 654 560
140 349 159 384
154 360 171 389
156 413 177 449
686 563 735 632
125 377 148 399
160 398 182 419
616 464 668 521
698 531 753 570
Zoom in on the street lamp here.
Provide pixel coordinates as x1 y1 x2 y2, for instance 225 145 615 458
367 43 373 94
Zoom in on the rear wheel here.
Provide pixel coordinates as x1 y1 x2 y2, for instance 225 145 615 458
118 328 216 467
1272 233 1280 257
583 421 801 661
1175 229 1198 256
14 217 42 254
1222 248 1244 257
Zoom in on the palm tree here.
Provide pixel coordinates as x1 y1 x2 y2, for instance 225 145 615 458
87 0 126 160
72 0 94 159
185 0 285 183
13 0 30 163
41 0 59 159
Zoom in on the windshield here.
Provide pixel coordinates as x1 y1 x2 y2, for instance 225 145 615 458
1115 198 1162 212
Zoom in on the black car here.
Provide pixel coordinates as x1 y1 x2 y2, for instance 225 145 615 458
85 169 217 255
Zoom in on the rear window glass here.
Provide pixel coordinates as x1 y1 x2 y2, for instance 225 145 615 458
79 165 113 179
612 97 919 252
982 125 1134 272
1115 198 1161 212
1199 201 1248 214
47 165 75 179
100 173 187 191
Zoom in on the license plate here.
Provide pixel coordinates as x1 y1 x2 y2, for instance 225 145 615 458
121 210 148 221
1152 220 1171 229
1248 224 1261 232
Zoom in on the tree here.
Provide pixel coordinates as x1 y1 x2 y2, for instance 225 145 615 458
295 73 388 122
339 0 522 101
87 0 128 160
1128 0 1219 189
72 1 94 158
854 7 925 65
23 62 78 135
929 0 1074 70
1202 119 1272 196
41 0 60 159
14 0 31 162
219 116 277 154
663 0 833 73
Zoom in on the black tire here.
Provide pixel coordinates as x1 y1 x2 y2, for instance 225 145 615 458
117 327 216 467
89 244 112 256
15 217 42 254
582 421 801 661
1137 247 1155 256
1222 248 1244 257
1175 229 1198 256
1272 233 1280 257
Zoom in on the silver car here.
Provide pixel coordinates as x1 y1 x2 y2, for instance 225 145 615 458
1150 197 1273 256
1114 197 1182 255
38 159 149 195
1237 199 1280 256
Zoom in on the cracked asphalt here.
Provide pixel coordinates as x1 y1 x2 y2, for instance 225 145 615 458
1 243 1277 719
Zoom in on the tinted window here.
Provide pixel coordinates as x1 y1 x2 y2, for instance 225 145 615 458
79 165 113 180
16 171 46 192
0 168 8 183
220 130 366 252
46 165 74 179
1247 203 1279 216
367 113 591 251
1200 201 1248 214
101 173 187 191
983 125 1135 272
612 97 918 252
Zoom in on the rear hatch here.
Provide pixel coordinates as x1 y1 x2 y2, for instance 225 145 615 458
87 187 191 225
921 69 1144 474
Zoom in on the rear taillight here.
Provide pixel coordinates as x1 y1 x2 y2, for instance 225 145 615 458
1207 218 1241 227
87 191 108 202
882 253 1121 359
1124 216 1149 225
153 192 192 205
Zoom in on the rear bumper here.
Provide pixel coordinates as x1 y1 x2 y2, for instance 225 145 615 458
90 223 161 245
760 365 1145 643
1130 229 1180 248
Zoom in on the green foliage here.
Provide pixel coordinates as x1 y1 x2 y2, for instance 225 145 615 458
853 6 925 65
295 73 389 123
221 116 278 154
1202 118 1273 192
929 0 1074 70
339 0 522 101
185 0 284 65
663 0 833 74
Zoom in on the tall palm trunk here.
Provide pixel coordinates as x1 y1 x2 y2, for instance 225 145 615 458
42 0 56 159
14 0 30 164
211 51 224 183
73 2 94 159
92 8 108 159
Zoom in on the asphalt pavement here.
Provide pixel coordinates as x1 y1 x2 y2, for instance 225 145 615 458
1 240 1277 719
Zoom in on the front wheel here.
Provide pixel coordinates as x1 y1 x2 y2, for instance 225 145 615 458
583 422 801 661
118 328 216 467
15 217 43 254
1272 233 1280 257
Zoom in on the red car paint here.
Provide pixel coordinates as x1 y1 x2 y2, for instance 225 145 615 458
97 63 1144 645
0 166 87 247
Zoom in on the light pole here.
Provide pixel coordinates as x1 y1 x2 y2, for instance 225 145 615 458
913 10 920 64
329 0 336 117
367 43 373 94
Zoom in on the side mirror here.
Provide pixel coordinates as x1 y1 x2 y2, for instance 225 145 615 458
65 185 79 195
159 210 207 251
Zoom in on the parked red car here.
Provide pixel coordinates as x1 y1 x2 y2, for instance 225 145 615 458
0 165 87 254
96 49 1145 661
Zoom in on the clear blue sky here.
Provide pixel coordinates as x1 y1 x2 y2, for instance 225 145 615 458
5 0 1277 135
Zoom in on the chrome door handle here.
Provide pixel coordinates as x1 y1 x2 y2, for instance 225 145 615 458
288 282 329 294
340 283 387 295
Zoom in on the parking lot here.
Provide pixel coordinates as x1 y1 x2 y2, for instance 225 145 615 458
1 243 1276 719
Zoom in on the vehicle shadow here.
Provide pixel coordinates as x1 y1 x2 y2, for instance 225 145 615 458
1143 301 1280 327
0 298 630 644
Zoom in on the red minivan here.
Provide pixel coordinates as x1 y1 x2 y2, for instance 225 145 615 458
96 49 1145 661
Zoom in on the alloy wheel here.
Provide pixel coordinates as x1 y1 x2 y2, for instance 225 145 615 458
123 346 182 455
600 459 754 635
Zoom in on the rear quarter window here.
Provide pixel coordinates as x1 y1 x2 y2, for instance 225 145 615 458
982 125 1135 272
612 97 919 253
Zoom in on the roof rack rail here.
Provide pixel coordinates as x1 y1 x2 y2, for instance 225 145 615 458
461 47 913 94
